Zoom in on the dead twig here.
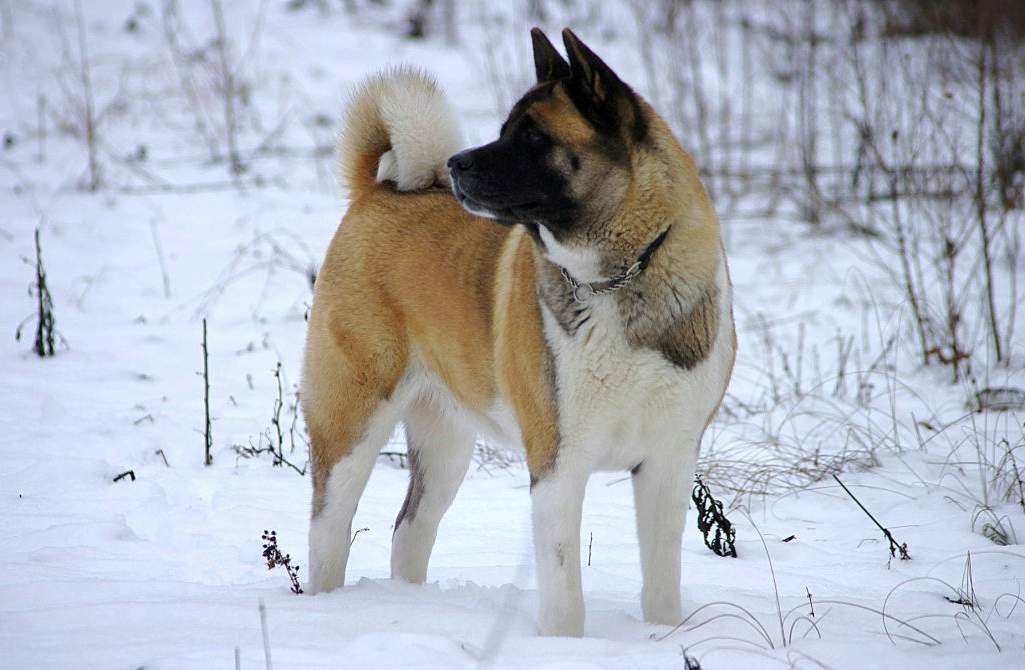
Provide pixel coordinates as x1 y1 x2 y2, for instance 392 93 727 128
350 527 370 547
202 319 213 466
234 362 308 475
833 474 910 560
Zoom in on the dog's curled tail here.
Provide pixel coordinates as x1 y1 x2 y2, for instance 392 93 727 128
337 66 463 201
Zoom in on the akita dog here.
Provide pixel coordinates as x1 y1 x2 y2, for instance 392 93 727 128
303 27 735 637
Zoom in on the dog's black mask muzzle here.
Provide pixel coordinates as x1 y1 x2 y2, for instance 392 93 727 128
448 140 574 226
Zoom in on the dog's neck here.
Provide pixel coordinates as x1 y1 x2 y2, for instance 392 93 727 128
552 226 672 304
532 197 722 327
534 219 672 282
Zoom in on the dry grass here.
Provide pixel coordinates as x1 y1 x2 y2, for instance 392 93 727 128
653 520 1025 663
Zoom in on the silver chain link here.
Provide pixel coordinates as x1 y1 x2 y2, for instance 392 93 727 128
561 260 643 304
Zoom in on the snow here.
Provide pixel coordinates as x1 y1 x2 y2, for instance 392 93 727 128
2 1 1023 668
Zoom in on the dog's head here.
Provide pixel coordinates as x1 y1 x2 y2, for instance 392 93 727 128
450 28 678 275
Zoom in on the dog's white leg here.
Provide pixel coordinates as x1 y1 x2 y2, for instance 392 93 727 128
391 402 474 583
531 467 589 637
308 412 397 594
631 444 697 625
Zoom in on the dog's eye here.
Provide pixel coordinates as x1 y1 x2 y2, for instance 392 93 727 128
523 127 544 146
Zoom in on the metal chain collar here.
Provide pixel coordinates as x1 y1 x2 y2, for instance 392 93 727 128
556 225 672 304
560 260 643 304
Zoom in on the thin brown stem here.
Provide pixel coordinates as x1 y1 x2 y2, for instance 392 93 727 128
975 38 1003 364
202 318 212 466
833 475 910 560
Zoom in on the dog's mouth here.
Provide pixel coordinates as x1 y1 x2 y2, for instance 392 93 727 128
451 175 538 222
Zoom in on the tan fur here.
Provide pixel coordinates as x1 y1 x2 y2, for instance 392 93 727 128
530 86 595 146
304 188 516 515
337 78 394 202
494 226 561 481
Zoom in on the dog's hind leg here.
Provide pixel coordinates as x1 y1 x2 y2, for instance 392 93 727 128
307 396 402 594
304 317 409 594
391 399 475 583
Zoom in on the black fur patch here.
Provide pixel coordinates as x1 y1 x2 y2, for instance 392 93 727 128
394 446 424 528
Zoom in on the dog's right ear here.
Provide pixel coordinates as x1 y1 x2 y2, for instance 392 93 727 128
531 27 570 83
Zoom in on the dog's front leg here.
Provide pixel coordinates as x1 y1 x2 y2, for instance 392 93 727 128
631 447 695 626
531 467 588 637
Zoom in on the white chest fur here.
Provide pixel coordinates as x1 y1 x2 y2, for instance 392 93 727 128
539 268 734 473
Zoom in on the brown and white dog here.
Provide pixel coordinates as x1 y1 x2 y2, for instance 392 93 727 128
302 28 736 637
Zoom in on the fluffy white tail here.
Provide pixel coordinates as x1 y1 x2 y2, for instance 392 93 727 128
337 67 463 200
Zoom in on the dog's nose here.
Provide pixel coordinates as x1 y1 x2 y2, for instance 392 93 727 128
447 151 474 171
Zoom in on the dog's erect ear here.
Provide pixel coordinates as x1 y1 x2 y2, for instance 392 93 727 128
561 28 643 136
562 28 627 107
531 27 570 83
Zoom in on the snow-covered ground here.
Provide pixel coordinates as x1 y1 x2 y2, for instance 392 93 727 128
2 2 1023 668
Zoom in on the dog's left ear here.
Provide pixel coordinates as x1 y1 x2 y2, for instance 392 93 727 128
561 28 640 133
531 27 570 83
